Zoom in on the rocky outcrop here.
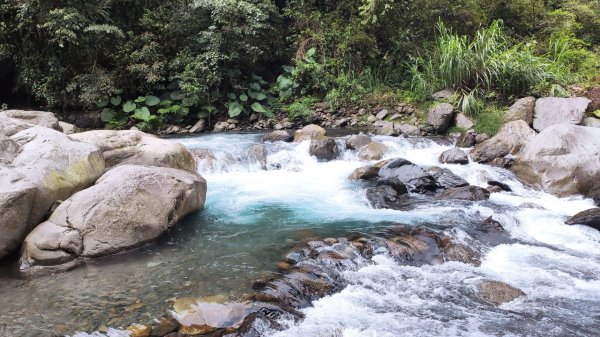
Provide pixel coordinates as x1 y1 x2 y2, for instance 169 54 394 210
357 142 387 161
427 103 455 133
71 130 196 171
470 120 536 163
294 124 326 142
504 96 535 124
478 280 525 305
58 121 80 135
565 208 600 231
0 110 60 130
378 158 468 193
439 147 469 165
19 165 207 275
309 138 340 161
532 97 591 132
0 116 105 259
345 134 371 150
512 124 600 203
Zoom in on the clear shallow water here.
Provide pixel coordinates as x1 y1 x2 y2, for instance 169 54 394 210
0 132 599 337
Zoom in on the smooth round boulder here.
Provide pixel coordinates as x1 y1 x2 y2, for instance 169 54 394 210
357 142 387 161
348 165 380 180
294 124 326 142
426 103 455 133
0 110 60 130
470 120 536 163
532 97 591 132
309 138 340 161
263 130 292 142
439 147 469 165
512 124 600 203
71 129 196 171
346 134 371 150
19 165 207 275
0 117 105 259
565 208 600 231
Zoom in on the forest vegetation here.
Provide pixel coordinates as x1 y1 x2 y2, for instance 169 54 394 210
0 0 599 131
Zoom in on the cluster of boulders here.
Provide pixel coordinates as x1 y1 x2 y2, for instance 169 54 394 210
0 110 206 275
120 223 522 336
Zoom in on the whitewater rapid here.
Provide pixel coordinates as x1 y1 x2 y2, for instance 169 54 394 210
69 132 599 337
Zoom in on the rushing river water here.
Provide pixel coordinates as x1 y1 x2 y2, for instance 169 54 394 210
0 132 599 337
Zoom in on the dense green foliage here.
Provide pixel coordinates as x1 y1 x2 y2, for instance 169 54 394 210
1 0 598 129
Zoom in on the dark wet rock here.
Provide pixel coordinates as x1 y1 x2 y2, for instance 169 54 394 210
505 96 536 124
470 120 536 163
513 124 600 202
435 186 490 201
478 280 526 305
263 130 292 142
309 138 340 161
357 142 387 161
486 185 502 193
488 180 511 192
475 133 489 144
427 103 455 133
348 165 379 180
565 208 600 231
533 97 591 132
248 144 267 170
0 109 60 130
71 130 196 171
439 147 469 165
345 134 371 150
489 157 514 169
366 184 410 209
379 158 468 194
285 250 308 265
294 124 327 142
456 131 477 147
19 165 207 275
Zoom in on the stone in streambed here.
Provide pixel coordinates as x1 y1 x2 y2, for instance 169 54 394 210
294 124 327 142
309 138 340 161
345 134 371 150
348 165 380 180
248 144 267 170
19 165 206 275
439 147 469 165
357 142 387 161
565 208 600 231
478 280 525 305
378 158 468 194
263 130 293 142
435 185 490 201
427 103 455 133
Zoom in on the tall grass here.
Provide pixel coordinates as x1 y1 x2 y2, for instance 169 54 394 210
408 20 574 113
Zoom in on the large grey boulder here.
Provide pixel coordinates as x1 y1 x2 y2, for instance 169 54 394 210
470 121 536 163
346 134 371 150
583 117 600 128
0 116 105 259
532 97 591 132
19 165 207 275
71 129 196 171
357 142 387 161
0 110 60 130
294 124 326 142
504 96 536 124
513 124 600 203
427 103 455 133
378 158 468 194
439 147 469 165
309 138 339 161
565 208 600 231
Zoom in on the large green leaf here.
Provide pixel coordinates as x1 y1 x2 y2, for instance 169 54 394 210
96 97 109 108
251 102 273 117
239 94 248 102
110 96 122 106
282 65 295 73
123 101 137 113
145 95 160 106
132 107 151 121
250 83 261 91
228 102 243 117
181 97 194 107
100 108 115 122
135 96 146 103
254 92 267 101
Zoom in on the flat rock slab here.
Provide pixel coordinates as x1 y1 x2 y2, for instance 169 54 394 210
533 97 591 132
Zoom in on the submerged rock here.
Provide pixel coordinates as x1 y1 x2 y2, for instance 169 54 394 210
71 130 196 171
512 124 600 203
478 280 525 305
19 165 207 275
0 116 105 259
309 138 339 161
565 208 600 231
